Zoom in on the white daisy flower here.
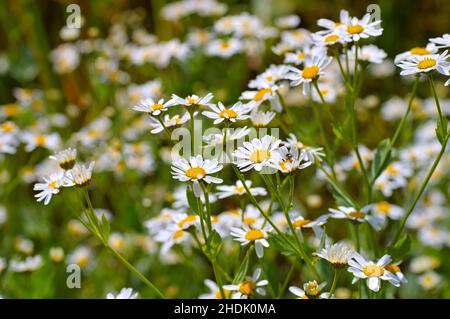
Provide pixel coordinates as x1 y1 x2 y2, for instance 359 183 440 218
223 268 268 299
430 33 450 49
34 171 73 205
317 9 350 34
418 271 441 290
348 253 400 292
394 43 438 64
149 112 191 134
312 31 352 47
205 38 242 58
282 133 325 162
314 242 354 267
9 255 43 272
311 82 338 104
50 148 77 170
106 287 138 299
0 134 18 154
349 44 387 64
286 55 332 94
339 13 383 42
273 146 313 173
249 65 291 89
233 135 281 172
328 205 384 230
67 162 95 187
275 15 301 29
230 224 271 258
385 263 408 284
397 50 450 76
216 180 266 199
202 101 251 124
199 279 232 299
171 155 223 196
132 98 175 116
173 213 199 230
250 110 276 127
289 281 330 299
155 226 191 253
283 46 327 65
290 213 329 232
371 201 404 224
21 132 61 152
240 85 282 112
169 93 214 108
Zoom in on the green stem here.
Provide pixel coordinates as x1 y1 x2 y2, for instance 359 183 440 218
201 182 213 232
328 269 339 299
277 261 296 298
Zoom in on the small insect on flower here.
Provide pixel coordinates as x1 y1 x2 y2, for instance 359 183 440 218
223 268 268 299
397 50 450 76
314 242 354 268
230 224 271 258
34 171 73 205
132 98 175 116
169 93 214 108
274 146 313 173
286 55 332 94
50 148 77 170
67 162 95 187
216 180 267 199
289 280 330 299
171 155 223 197
348 253 400 292
202 101 251 124
106 287 138 299
233 135 281 172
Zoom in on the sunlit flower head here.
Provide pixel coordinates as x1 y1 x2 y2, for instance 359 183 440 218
286 55 333 94
132 98 175 116
223 268 268 299
314 242 354 267
50 148 77 170
397 50 450 76
233 135 281 172
202 101 251 124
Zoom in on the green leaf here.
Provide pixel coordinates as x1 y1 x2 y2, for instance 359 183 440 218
186 186 201 215
202 230 222 261
387 235 411 261
370 138 391 182
233 248 250 283
268 233 300 257
436 117 448 145
329 180 355 207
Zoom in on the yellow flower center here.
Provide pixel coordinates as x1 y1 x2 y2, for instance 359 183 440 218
186 96 199 105
48 181 58 189
266 75 273 81
35 135 47 146
152 103 164 111
348 211 365 219
244 217 256 225
347 24 364 34
219 109 238 119
215 289 231 299
376 201 391 214
239 281 256 295
410 47 431 55
254 88 272 101
325 34 340 43
173 230 185 240
386 264 400 273
302 65 320 79
249 149 270 163
76 255 89 267
4 104 19 116
220 41 230 49
293 219 311 228
185 167 206 179
363 264 384 277
178 215 197 228
297 52 306 60
386 165 398 175
234 186 245 193
279 158 293 171
417 58 437 70
245 229 264 241
1 122 14 132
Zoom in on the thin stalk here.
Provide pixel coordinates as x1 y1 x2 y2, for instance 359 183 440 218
328 269 340 299
277 261 296 298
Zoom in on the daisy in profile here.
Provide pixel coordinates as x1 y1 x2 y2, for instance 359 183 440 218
199 279 231 299
273 146 313 173
328 205 384 230
397 50 450 76
173 213 199 230
21 132 60 152
289 281 330 299
248 65 291 89
348 253 400 292
233 135 281 172
430 34 450 49
314 242 354 268
169 93 214 109
283 133 325 162
286 55 332 94
34 171 73 205
149 112 190 134
223 268 268 299
106 287 138 299
385 263 408 284
216 180 266 199
132 98 175 116
202 101 251 124
349 44 387 64
67 162 95 187
284 46 326 65
339 12 383 42
312 31 351 47
171 155 223 196
230 224 271 258
155 226 191 253
240 85 282 112
50 148 77 170
394 43 438 64
250 110 276 127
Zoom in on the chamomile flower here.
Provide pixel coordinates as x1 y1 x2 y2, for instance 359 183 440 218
339 13 383 42
173 213 199 230
205 38 242 58
230 224 271 258
317 9 350 34
394 43 438 64
215 180 266 199
9 255 43 272
21 132 61 152
0 134 17 154
286 55 333 94
67 162 95 187
34 171 73 205
240 85 282 112
284 46 326 65
275 15 301 29
418 271 441 290
249 65 291 89
329 206 384 230
250 110 276 127
132 98 175 116
169 93 214 108
273 146 314 173
155 226 191 253
171 155 223 196
149 112 190 134
199 279 231 299
314 242 354 268
223 268 268 299
371 201 404 223
349 44 387 64
202 101 251 124
312 31 351 47
106 288 138 299
311 82 338 104
289 281 330 299
283 133 325 162
430 33 450 49
397 50 450 76
348 253 400 292
290 214 329 232
385 263 407 284
233 135 281 172
50 148 77 170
